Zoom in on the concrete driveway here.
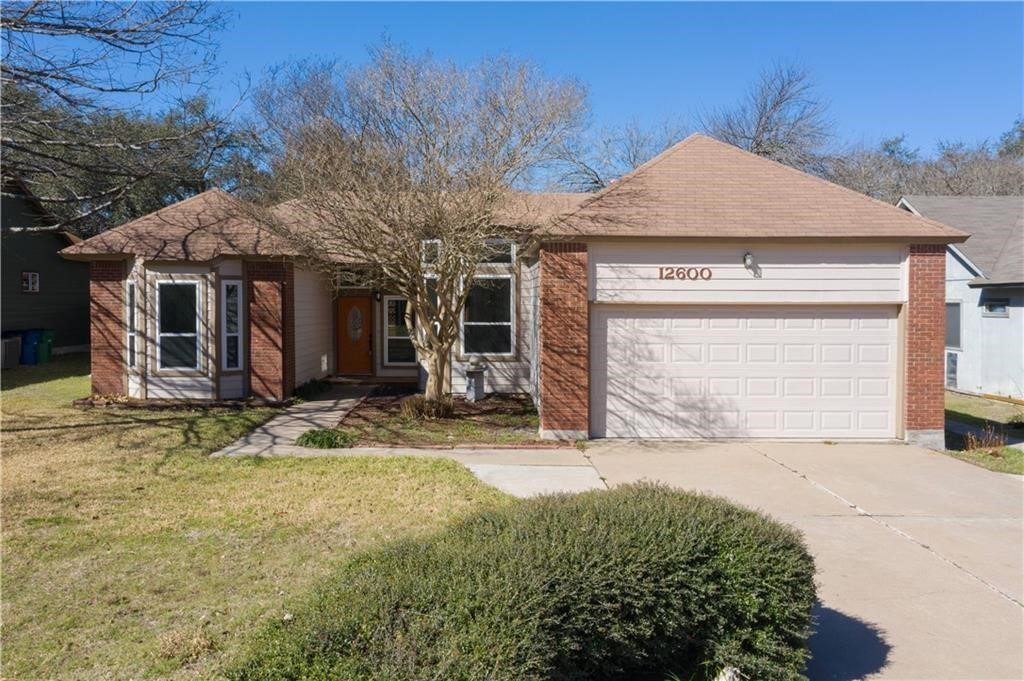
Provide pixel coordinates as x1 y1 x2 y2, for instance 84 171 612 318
474 441 1024 680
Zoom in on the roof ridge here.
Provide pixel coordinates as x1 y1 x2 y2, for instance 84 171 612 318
695 135 967 237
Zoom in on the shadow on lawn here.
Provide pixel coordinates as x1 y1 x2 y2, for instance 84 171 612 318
807 603 891 681
0 352 90 390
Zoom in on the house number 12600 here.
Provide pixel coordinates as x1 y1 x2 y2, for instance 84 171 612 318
658 267 713 281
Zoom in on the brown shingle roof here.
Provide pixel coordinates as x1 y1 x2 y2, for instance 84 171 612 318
62 188 591 262
545 134 968 242
61 189 299 261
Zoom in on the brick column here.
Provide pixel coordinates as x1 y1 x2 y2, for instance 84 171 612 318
538 242 589 439
246 261 295 402
89 260 127 395
904 244 946 448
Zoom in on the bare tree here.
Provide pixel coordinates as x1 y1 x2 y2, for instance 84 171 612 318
827 123 1024 202
557 119 687 191
252 46 587 403
1 1 232 228
701 64 832 172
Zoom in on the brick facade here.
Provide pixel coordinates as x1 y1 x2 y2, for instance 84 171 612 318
904 244 946 435
538 243 589 438
246 261 295 402
89 260 126 395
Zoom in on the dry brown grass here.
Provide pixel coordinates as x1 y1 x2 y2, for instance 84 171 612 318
1 355 507 679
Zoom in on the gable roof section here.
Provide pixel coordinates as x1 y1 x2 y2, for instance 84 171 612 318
61 189 299 261
63 189 590 262
900 195 1023 286
546 133 968 242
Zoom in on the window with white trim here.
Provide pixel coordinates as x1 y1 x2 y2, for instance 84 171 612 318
21 271 39 293
982 298 1010 318
481 239 514 264
945 302 961 349
157 281 200 370
126 282 138 368
384 296 416 365
221 280 243 371
462 275 513 355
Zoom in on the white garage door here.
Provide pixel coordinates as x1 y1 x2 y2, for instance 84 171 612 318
591 305 899 439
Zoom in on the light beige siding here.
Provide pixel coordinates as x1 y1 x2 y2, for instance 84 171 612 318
294 268 335 386
589 242 906 305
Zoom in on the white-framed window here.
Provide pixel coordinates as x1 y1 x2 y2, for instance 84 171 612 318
21 271 39 293
945 301 961 350
422 239 440 265
157 281 200 370
982 298 1010 318
384 296 416 365
461 274 514 356
481 239 514 264
126 282 138 369
221 280 243 371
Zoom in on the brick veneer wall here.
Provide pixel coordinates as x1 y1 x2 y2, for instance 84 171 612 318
89 260 126 395
538 243 589 438
905 244 946 434
246 261 295 401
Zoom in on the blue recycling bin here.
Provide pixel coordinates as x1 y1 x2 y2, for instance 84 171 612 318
19 329 42 365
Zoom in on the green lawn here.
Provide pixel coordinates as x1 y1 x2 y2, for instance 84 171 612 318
945 390 1024 428
1 355 507 679
944 391 1024 474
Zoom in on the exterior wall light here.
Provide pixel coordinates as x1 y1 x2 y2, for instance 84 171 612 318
743 252 755 268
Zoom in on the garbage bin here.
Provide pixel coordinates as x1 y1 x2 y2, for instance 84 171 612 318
38 329 55 363
1 334 21 369
19 329 42 366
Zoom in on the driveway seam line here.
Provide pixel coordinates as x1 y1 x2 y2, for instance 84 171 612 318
744 443 1024 610
581 448 610 490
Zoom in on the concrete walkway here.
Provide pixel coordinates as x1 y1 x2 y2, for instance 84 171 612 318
211 384 371 456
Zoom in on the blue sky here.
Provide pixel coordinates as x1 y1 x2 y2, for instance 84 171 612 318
207 2 1022 155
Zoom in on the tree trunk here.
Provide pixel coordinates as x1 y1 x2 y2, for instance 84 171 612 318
423 347 449 402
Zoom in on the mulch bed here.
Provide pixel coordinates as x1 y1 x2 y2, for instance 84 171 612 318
73 395 291 411
338 386 569 448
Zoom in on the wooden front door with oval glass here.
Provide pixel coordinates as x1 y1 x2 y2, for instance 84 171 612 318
337 296 373 375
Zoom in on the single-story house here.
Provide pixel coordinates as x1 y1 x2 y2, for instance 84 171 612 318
2 176 90 353
897 195 1023 399
62 134 967 446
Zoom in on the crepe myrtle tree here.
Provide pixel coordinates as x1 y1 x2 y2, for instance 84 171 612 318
251 45 587 403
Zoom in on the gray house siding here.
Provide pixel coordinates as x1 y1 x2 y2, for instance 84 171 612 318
1 195 90 349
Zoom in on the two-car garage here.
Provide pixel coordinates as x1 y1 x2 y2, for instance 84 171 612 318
590 305 899 439
536 134 966 445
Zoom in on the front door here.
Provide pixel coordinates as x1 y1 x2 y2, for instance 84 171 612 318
337 296 373 375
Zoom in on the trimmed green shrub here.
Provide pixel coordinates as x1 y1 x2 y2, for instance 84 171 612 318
294 428 355 449
229 484 816 681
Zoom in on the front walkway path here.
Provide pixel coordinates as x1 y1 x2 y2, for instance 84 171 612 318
211 384 372 456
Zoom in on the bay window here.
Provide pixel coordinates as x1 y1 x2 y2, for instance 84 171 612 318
126 282 138 368
221 280 243 371
157 281 200 370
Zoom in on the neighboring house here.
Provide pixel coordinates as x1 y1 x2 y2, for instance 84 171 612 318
898 196 1023 400
62 134 967 447
2 177 90 353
